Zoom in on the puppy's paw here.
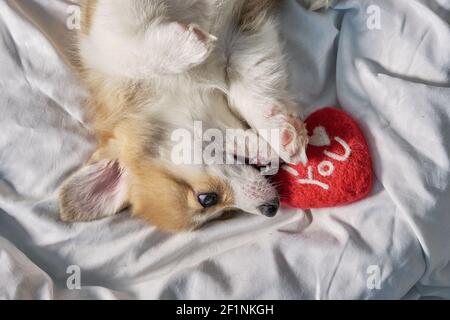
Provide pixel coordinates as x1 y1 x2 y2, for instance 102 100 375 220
279 115 309 165
160 23 216 74
263 109 309 165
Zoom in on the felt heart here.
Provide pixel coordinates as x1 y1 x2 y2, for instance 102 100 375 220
274 107 374 209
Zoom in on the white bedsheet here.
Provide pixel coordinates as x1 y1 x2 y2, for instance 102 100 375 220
0 0 449 300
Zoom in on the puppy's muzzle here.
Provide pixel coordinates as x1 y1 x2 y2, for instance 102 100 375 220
258 198 280 217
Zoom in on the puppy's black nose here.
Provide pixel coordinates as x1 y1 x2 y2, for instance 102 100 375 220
258 198 280 217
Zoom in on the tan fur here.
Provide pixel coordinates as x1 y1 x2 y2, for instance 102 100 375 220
82 74 145 146
113 119 235 230
80 0 97 35
128 161 235 230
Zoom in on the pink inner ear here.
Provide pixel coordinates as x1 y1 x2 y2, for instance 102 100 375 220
60 159 128 222
89 161 124 200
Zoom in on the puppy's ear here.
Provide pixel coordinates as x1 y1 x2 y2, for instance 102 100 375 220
59 160 129 222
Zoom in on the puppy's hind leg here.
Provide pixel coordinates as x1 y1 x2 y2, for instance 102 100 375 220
79 0 216 78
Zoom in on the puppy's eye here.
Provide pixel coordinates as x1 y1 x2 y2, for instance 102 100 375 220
198 193 218 208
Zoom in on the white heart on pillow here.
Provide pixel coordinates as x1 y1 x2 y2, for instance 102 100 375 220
309 126 331 147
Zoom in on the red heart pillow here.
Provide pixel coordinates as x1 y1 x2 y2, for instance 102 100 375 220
274 107 374 209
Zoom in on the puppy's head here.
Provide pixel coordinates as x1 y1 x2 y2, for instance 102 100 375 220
60 115 280 232
60 158 279 232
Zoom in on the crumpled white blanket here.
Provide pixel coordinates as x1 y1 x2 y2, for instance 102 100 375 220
0 0 449 299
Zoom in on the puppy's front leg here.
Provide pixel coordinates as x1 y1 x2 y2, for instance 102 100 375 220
227 21 308 165
80 0 216 78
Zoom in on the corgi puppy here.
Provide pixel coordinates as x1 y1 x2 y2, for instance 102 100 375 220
59 0 328 232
